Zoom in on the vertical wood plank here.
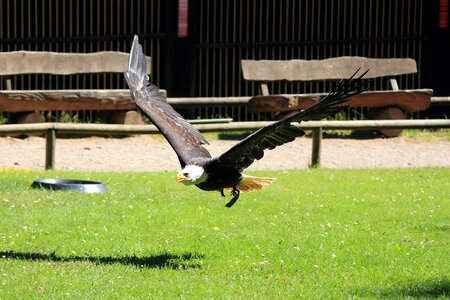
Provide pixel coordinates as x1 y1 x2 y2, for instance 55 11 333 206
311 127 322 168
45 129 56 170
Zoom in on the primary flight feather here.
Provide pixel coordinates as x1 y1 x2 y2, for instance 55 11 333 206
124 35 367 207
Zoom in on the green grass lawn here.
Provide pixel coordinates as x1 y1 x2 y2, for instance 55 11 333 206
0 168 449 299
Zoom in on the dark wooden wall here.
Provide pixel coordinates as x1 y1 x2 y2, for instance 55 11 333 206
1 0 447 98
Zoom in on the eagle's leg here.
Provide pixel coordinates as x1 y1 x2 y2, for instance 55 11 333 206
225 186 240 208
220 189 225 197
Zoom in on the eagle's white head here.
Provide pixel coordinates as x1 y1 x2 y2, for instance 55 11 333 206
176 165 208 185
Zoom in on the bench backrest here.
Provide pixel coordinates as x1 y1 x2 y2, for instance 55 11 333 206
241 56 417 81
0 51 151 90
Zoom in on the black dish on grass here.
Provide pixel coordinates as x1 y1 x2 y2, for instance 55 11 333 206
31 179 107 193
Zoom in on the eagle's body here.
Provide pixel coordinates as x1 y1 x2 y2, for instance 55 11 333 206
195 159 242 191
125 35 367 207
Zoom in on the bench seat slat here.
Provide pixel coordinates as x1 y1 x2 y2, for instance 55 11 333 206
249 89 433 113
0 90 136 112
0 90 250 112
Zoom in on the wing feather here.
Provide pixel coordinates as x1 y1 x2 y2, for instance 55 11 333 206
124 36 211 166
218 70 368 171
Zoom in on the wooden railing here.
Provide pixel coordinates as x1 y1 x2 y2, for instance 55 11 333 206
1 119 449 170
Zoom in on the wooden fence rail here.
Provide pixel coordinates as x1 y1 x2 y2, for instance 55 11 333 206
1 119 449 169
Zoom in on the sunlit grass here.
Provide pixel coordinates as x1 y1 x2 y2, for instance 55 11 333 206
401 128 450 142
0 168 449 298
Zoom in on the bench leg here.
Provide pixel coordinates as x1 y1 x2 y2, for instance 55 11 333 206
106 110 145 125
11 111 45 124
368 106 406 137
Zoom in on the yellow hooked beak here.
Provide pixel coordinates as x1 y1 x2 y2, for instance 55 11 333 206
176 172 188 183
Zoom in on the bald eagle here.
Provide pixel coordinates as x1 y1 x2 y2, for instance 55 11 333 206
124 35 367 207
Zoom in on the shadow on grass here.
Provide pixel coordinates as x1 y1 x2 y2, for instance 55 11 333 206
433 224 450 232
415 223 450 233
0 250 203 269
356 279 450 298
217 132 251 140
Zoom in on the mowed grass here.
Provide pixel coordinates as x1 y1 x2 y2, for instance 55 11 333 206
0 168 449 299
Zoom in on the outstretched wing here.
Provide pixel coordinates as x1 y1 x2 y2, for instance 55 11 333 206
124 35 211 166
218 70 368 171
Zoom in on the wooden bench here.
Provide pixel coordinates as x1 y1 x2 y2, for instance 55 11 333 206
0 50 153 124
241 57 433 136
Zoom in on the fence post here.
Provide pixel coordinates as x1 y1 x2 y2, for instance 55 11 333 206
45 129 56 170
310 127 322 168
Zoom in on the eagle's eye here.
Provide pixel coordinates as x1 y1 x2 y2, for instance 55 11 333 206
183 172 189 177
